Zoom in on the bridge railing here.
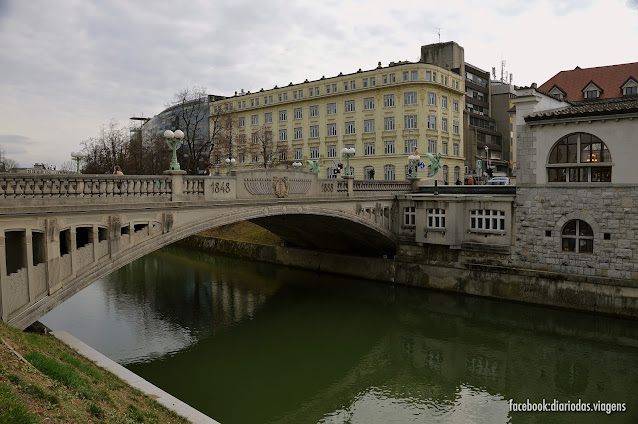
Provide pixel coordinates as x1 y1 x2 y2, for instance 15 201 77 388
0 171 414 207
0 174 173 200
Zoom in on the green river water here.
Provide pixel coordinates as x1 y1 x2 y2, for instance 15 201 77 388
41 245 638 424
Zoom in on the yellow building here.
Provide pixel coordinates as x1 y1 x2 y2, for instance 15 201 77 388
210 60 465 182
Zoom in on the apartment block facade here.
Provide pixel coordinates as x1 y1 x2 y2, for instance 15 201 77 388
209 52 466 182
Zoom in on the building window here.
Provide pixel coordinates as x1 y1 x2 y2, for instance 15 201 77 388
294 127 303 140
265 112 272 123
585 89 599 99
332 83 337 93
470 210 505 233
294 147 303 160
404 115 417 129
327 144 337 158
364 166 375 180
453 120 459 134
442 96 448 109
624 86 637 96
327 167 337 179
454 166 460 182
265 130 272 142
427 115 437 130
344 82 349 91
442 118 448 132
426 71 432 81
384 140 395 155
364 97 375 110
364 119 375 133
364 142 375 156
279 150 287 161
239 117 245 127
251 115 258 125
384 94 395 107
427 92 437 106
239 153 246 164
453 99 459 112
547 132 612 183
562 219 594 253
279 129 287 141
453 143 459 156
310 105 319 117
383 74 388 85
404 91 417 105
345 121 356 135
427 208 446 229
309 87 314 97
252 152 259 162
250 133 258 144
284 93 288 101
363 78 368 88
428 139 437 154
310 146 319 159
294 108 303 120
279 110 287 121
327 123 337 137
326 84 331 94
345 100 356 113
403 207 416 226
370 77 376 87
405 139 417 154
411 70 418 81
327 102 337 115
384 116 395 131
315 87 319 96
442 165 448 183
293 91 297 100
384 164 396 180
403 71 409 82
269 95 273 104
390 73 396 83
310 125 319 138
350 80 356 90
442 141 448 155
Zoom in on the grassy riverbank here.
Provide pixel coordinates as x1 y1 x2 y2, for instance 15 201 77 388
199 221 282 245
0 321 190 424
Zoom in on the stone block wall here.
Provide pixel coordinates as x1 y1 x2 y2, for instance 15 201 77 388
513 186 638 280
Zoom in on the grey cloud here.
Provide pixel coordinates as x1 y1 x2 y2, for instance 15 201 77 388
628 0 638 9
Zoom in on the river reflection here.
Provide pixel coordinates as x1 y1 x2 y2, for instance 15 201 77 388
42 245 638 424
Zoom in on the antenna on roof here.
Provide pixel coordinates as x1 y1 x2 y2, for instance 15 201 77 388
435 27 442 43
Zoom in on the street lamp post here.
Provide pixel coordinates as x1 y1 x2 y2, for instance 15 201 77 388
70 152 87 174
164 129 185 171
408 153 421 179
340 147 355 177
484 145 490 183
225 157 236 176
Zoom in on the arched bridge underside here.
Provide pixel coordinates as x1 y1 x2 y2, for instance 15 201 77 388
1 170 409 328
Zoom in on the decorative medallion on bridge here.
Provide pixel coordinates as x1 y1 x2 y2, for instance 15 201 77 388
272 177 290 198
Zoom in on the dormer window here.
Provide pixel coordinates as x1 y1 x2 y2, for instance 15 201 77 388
621 77 638 96
581 81 603 100
547 85 566 100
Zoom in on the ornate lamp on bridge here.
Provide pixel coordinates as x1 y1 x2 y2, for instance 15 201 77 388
70 152 87 174
340 147 355 178
408 151 421 179
292 161 302 170
225 157 236 176
164 129 184 171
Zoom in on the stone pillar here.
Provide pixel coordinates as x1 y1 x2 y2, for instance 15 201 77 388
165 170 187 201
25 229 35 303
344 175 354 197
70 227 77 277
46 219 61 294
0 233 6 321
409 177 420 193
109 216 121 258
92 224 99 263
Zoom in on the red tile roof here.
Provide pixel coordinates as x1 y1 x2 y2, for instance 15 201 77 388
538 62 638 101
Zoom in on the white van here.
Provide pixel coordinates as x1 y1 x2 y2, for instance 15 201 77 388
486 177 511 185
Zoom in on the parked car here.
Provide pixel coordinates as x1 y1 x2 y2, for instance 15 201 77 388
486 177 511 185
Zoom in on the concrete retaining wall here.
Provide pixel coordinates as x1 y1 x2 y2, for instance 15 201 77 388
180 236 638 319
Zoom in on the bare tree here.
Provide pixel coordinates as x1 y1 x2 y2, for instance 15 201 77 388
169 86 214 174
251 125 291 169
209 110 238 175
82 119 128 174
0 148 18 171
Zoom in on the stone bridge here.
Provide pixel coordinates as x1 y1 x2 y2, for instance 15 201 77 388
0 170 413 328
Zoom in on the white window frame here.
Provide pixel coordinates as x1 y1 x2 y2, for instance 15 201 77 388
294 147 303 160
404 115 417 130
279 110 287 121
364 142 375 156
404 91 417 106
384 94 395 108
310 125 319 139
427 208 446 229
294 108 303 120
384 116 395 131
327 103 336 115
364 119 375 133
345 121 356 135
470 210 506 234
310 146 320 159
327 123 337 137
345 100 355 113
327 144 337 158
294 127 303 140
403 206 416 226
384 140 395 155
364 97 375 110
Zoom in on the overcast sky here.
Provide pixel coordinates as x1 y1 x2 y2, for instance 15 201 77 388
1 0 637 168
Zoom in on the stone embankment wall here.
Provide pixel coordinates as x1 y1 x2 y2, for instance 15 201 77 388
180 236 638 319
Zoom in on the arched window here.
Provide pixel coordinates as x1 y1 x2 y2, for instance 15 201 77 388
364 166 375 180
561 220 593 253
547 133 611 183
442 165 449 183
384 164 396 181
454 166 460 182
